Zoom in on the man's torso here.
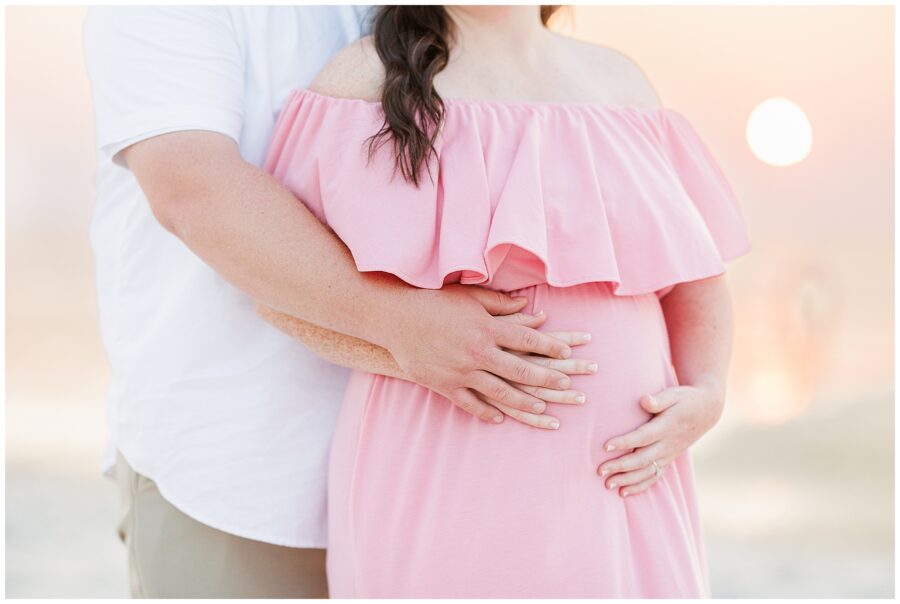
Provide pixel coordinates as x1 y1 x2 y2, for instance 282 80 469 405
86 5 369 547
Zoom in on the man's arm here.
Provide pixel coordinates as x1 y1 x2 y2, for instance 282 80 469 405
255 303 592 429
255 304 405 379
122 130 588 424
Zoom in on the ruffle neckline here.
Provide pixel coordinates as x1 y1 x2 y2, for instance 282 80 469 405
287 89 669 113
265 88 751 295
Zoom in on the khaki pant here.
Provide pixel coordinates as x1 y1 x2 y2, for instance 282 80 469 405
115 452 328 598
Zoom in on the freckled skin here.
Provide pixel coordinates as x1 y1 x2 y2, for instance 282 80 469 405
256 304 405 379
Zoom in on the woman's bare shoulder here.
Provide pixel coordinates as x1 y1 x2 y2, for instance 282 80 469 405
309 35 385 101
553 33 663 108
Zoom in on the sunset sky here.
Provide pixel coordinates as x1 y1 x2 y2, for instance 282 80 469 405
571 5 894 424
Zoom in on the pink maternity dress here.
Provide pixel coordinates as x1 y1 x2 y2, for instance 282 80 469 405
264 89 751 598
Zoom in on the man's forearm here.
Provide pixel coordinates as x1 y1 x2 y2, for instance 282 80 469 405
659 275 733 399
126 131 410 350
256 304 405 379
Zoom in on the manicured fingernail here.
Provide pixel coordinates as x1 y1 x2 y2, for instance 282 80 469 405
575 393 586 404
606 444 616 452
587 362 598 373
532 401 545 413
550 421 560 430
535 309 545 317
622 491 629 497
493 415 503 423
600 467 609 476
582 333 592 341
557 376 571 389
608 481 618 489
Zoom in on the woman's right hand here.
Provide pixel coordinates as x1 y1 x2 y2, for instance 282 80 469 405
385 284 597 429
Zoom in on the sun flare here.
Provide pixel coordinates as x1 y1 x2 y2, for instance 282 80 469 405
746 97 812 167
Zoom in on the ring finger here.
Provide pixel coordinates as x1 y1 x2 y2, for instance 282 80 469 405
607 457 672 496
621 472 664 497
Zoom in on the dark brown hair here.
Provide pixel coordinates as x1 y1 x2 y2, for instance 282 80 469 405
367 6 561 187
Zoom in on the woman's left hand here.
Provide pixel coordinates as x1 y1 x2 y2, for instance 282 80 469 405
596 381 725 497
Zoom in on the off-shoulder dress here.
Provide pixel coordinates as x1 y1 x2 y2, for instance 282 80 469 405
264 89 751 598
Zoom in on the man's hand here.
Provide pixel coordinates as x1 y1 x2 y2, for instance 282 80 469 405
386 284 595 427
597 380 725 497
257 294 595 430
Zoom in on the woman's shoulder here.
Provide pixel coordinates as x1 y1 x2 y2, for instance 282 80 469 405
551 33 663 108
309 35 384 101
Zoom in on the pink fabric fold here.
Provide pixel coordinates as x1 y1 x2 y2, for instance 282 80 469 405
265 88 751 295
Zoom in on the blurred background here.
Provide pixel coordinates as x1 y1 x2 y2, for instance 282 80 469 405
6 4 894 598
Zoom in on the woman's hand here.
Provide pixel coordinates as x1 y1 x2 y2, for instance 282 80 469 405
479 330 598 429
598 276 733 496
596 379 725 497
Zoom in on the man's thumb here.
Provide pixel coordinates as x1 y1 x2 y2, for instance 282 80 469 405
468 287 528 316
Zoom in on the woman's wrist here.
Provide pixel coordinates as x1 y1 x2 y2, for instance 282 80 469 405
690 373 726 397
683 373 727 423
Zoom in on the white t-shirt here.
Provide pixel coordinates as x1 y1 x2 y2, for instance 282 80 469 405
83 5 370 548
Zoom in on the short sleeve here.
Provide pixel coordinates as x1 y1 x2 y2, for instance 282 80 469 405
656 110 752 263
83 6 245 166
651 110 752 300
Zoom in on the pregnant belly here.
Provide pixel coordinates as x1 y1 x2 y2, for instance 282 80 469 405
326 282 685 596
331 281 677 484
520 281 678 459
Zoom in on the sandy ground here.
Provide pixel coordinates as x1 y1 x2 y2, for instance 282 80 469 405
5 395 893 598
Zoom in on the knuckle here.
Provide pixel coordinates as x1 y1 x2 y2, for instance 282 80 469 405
521 329 540 350
543 370 560 388
491 384 510 403
464 341 492 369
477 320 497 341
512 361 532 382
